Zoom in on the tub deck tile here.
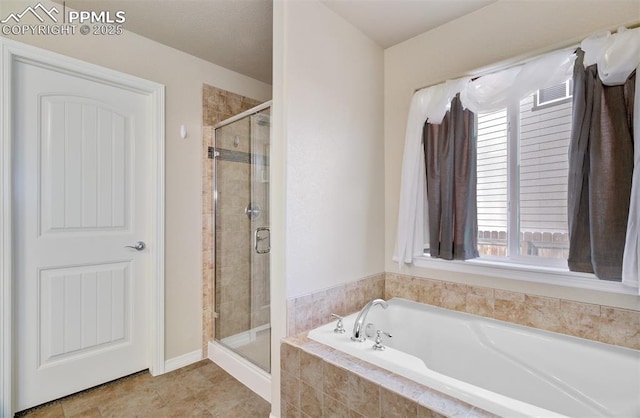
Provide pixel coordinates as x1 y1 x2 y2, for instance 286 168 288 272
300 382 323 417
322 395 350 418
493 298 526 324
417 405 448 418
558 299 601 341
348 372 381 417
323 362 351 405
380 387 418 418
417 389 474 418
282 337 495 418
282 371 301 410
599 306 640 349
377 374 426 402
299 350 324 390
281 400 303 418
281 342 301 377
524 294 563 333
465 293 495 317
351 358 396 386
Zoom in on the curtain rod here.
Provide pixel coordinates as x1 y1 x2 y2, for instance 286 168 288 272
413 22 640 93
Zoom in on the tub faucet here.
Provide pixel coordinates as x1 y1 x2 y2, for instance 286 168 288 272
351 298 388 342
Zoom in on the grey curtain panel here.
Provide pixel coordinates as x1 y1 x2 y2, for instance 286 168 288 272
423 95 479 260
568 49 635 280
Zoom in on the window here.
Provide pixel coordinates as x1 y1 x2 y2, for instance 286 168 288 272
395 37 638 293
476 87 572 267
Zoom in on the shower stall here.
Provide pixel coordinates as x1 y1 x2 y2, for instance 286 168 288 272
208 101 271 399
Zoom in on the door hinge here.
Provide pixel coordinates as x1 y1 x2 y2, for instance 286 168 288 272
207 147 215 159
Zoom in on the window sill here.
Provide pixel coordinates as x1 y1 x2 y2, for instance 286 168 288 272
412 255 638 296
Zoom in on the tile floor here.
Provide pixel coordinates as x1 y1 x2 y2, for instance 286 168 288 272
16 360 271 418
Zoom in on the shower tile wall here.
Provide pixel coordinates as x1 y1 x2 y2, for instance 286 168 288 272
202 85 261 354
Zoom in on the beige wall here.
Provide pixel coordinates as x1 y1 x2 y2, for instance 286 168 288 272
271 2 386 411
384 0 640 309
2 0 271 360
280 0 385 298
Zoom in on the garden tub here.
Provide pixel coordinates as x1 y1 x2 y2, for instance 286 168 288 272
307 297 639 417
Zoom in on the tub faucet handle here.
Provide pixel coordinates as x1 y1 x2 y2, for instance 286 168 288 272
372 330 392 351
365 322 376 338
331 314 345 334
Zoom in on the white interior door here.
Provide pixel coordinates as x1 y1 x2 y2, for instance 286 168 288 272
13 58 152 411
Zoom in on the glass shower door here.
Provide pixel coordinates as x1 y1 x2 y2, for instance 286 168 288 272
214 105 270 372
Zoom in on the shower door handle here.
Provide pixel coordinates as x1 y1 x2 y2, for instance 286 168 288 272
254 227 270 254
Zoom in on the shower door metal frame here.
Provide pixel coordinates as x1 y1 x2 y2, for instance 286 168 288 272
211 100 272 364
213 101 272 132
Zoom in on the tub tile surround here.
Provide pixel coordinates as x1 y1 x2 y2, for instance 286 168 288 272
282 272 639 417
280 337 497 418
385 273 640 350
286 272 639 350
201 85 262 355
286 273 385 336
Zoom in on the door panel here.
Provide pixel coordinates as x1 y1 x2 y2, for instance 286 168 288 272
13 59 150 411
39 262 131 367
41 97 129 233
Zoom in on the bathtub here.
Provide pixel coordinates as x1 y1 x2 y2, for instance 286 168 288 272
307 297 640 417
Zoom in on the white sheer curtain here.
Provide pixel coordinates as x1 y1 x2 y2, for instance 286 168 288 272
623 69 640 293
393 78 469 266
460 48 576 114
393 26 640 289
582 27 640 293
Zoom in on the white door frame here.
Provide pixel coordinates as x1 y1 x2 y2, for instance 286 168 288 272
0 38 166 417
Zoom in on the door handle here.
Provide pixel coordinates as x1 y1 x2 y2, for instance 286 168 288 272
125 241 146 251
254 227 270 254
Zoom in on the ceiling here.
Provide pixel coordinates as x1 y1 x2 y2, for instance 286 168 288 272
59 0 496 84
322 0 495 48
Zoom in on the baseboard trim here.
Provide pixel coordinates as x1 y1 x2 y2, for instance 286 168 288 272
164 349 203 373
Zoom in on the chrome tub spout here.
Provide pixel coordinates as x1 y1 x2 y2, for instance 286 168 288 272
351 298 388 342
